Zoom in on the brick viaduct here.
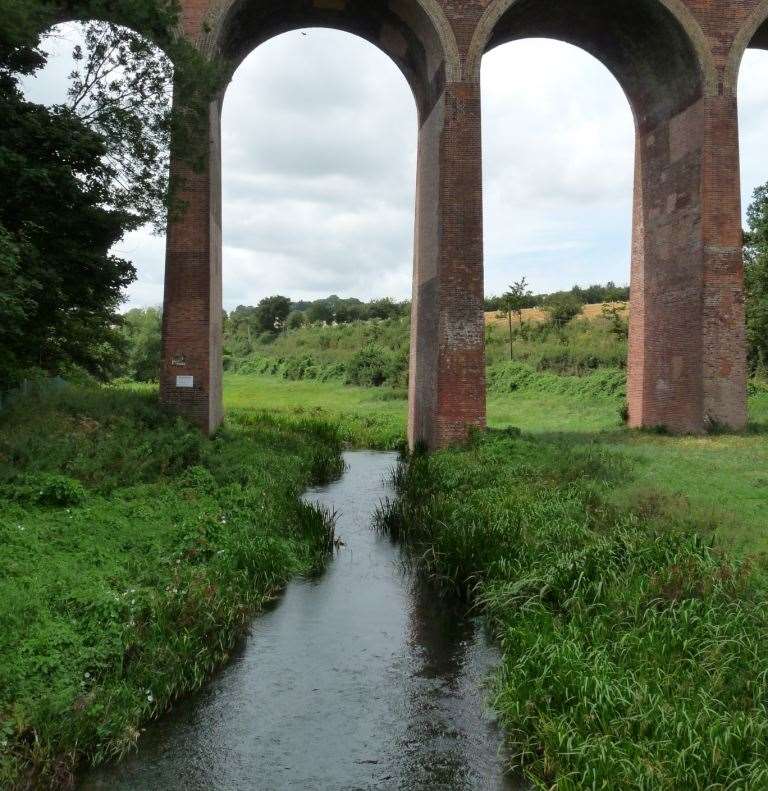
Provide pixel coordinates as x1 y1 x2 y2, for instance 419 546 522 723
58 1 768 447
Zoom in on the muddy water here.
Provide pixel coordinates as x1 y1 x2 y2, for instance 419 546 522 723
80 451 519 790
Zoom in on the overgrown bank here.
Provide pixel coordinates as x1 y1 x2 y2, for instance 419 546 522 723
0 385 343 789
378 434 768 789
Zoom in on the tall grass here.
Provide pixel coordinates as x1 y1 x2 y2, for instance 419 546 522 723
378 433 768 788
0 385 343 789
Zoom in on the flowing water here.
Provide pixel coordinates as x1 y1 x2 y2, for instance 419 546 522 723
80 451 519 790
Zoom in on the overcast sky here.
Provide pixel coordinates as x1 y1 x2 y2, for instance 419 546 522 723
23 26 768 310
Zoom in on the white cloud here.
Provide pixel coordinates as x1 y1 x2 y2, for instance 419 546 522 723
20 26 768 309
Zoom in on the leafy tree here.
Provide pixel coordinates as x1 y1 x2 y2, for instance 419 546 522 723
543 293 584 330
228 305 259 342
256 295 291 333
745 183 768 375
306 301 335 325
0 43 135 386
286 310 306 330
601 302 629 339
334 301 363 324
119 306 162 381
366 298 402 321
500 277 532 361
63 20 174 231
0 0 218 388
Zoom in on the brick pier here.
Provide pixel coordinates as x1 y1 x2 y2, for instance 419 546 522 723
82 0 768 447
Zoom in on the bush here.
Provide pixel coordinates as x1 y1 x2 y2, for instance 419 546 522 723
345 344 393 387
0 385 342 788
3 473 87 506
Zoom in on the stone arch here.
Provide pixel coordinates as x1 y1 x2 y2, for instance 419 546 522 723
197 0 460 118
464 0 711 130
161 0 485 448
463 0 746 434
724 0 768 93
40 3 181 57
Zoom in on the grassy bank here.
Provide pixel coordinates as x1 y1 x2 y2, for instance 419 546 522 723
0 385 343 789
225 373 768 551
378 433 768 789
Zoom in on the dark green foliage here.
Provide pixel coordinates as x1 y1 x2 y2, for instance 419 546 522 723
345 344 399 387
0 70 135 387
117 307 162 381
255 295 291 333
486 281 629 312
63 20 174 231
0 1 222 390
0 384 342 788
379 434 768 788
306 300 335 325
543 292 585 328
745 183 768 376
486 360 626 400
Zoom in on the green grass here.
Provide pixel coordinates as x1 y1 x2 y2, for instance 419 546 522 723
4 373 764 788
377 433 768 789
224 373 406 450
0 384 343 789
225 372 768 552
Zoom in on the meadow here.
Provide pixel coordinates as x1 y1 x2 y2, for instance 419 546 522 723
377 431 768 789
224 372 768 555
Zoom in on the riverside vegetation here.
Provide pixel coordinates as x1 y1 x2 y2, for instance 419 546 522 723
0 385 343 789
376 433 768 789
4 300 767 789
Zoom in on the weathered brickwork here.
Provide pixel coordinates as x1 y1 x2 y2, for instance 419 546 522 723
145 0 766 447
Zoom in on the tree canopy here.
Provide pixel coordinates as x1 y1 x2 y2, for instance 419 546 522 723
0 0 219 389
745 183 768 375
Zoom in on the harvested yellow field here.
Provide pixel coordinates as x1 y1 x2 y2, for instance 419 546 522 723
485 302 628 327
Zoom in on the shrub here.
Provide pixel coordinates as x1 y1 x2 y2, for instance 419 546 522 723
345 344 393 387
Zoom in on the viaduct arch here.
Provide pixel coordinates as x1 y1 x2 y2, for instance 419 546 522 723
92 0 767 447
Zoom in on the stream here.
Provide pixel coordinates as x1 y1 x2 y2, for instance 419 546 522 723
79 451 519 790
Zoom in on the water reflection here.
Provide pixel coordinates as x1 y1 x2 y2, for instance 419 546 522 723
80 452 519 790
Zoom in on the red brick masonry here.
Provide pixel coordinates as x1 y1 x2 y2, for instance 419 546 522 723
153 0 768 447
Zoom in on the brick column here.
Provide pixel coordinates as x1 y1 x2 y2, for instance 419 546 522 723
160 98 224 435
628 96 747 433
701 94 748 429
409 83 486 449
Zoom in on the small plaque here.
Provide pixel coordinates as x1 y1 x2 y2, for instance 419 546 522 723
176 375 194 388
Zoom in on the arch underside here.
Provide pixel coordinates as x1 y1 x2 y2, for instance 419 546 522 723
215 0 449 118
484 0 702 132
751 18 768 49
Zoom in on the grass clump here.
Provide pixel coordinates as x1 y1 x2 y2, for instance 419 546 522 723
0 384 343 789
379 433 768 789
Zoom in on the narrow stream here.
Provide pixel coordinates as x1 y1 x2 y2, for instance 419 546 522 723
80 451 518 790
